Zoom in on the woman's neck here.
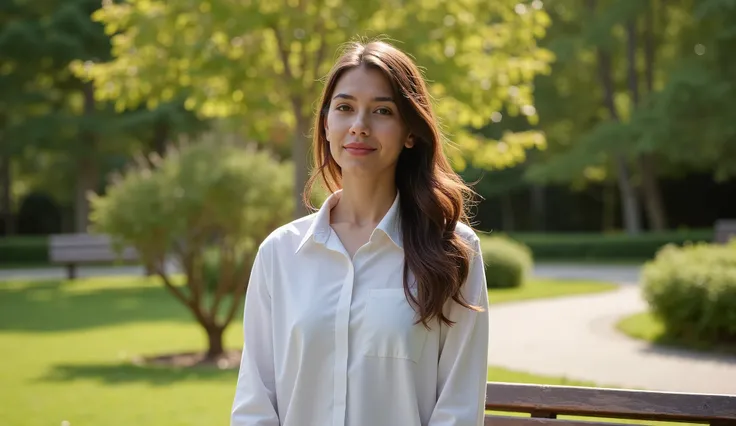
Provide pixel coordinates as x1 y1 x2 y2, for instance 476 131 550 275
331 173 396 226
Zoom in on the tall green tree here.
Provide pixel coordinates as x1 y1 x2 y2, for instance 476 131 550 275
1 0 209 233
80 0 554 217
523 0 736 233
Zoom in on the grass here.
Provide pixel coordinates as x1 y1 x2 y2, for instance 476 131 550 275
617 311 736 357
0 274 662 426
488 277 618 304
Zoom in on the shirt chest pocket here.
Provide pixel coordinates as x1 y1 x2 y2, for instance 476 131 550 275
359 288 428 363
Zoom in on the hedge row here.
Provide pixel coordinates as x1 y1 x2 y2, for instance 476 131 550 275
0 236 48 265
497 229 713 261
0 228 715 266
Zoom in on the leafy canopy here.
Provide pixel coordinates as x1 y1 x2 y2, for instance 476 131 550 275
78 0 554 169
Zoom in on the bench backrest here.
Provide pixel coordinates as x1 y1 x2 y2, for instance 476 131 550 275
714 219 736 244
49 233 139 263
485 382 736 425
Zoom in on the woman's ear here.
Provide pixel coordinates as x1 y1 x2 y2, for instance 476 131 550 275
405 134 415 148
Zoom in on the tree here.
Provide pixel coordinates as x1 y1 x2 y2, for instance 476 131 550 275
89 136 293 359
79 0 554 217
0 1 209 232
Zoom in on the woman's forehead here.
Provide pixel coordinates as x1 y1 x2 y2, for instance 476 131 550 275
332 67 394 100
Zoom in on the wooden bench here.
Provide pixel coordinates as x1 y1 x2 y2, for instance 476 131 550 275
485 382 736 425
49 233 140 279
715 219 736 244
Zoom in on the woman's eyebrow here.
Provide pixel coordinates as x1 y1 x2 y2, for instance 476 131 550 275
332 93 395 102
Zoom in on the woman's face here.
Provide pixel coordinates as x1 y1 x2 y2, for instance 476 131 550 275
324 66 413 177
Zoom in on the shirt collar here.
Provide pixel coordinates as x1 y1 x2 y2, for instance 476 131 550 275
295 189 403 253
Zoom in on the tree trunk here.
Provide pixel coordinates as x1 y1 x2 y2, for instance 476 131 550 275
152 119 169 157
637 3 668 230
530 184 545 231
602 183 616 232
589 0 642 235
205 324 225 359
75 82 98 233
0 154 14 235
597 48 642 235
292 107 310 218
75 157 98 233
639 153 667 229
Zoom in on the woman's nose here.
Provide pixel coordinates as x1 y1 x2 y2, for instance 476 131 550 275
349 114 370 136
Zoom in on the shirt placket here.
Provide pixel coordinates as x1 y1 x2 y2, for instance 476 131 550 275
328 232 356 426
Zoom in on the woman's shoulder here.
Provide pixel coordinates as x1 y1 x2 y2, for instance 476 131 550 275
453 221 481 246
258 212 319 254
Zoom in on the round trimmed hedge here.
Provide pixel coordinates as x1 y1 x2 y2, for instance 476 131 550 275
642 242 736 344
479 235 533 289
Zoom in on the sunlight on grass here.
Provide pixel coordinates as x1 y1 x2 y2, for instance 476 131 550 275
0 275 623 426
616 311 736 357
488 278 617 304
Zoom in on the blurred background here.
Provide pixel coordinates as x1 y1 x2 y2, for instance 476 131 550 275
1 0 735 425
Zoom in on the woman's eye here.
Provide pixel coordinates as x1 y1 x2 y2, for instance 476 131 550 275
375 107 392 115
336 104 351 111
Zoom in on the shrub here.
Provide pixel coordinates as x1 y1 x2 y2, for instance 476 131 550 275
641 241 736 344
479 235 533 288
0 236 48 265
504 230 713 261
90 135 293 358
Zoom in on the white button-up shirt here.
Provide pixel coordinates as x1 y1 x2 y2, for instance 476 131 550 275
231 191 489 426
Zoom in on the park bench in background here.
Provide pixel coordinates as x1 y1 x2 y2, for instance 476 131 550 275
485 382 736 426
49 233 140 280
715 219 736 244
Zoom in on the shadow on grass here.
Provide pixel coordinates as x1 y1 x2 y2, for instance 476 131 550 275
0 278 234 332
639 333 736 361
39 362 237 385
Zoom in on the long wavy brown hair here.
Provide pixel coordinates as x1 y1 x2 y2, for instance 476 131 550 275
303 40 483 328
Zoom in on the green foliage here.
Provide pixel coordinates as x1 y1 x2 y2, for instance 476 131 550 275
80 0 554 171
505 229 713 261
642 241 736 345
479 235 533 288
0 236 48 265
90 135 293 263
89 134 293 355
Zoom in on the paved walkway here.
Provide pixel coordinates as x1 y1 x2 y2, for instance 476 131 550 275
489 268 736 395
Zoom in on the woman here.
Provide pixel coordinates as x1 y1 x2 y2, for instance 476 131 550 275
231 40 489 426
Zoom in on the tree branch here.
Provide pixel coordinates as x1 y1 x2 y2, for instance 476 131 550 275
157 270 192 309
310 24 328 93
210 244 238 321
271 25 295 86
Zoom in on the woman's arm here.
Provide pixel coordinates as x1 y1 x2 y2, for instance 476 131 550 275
429 236 490 426
231 245 280 426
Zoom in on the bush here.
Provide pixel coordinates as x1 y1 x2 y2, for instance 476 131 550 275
0 236 48 265
642 242 736 344
504 230 713 261
479 236 533 288
90 135 293 358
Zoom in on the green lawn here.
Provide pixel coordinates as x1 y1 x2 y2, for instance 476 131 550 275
488 278 618 304
0 275 630 426
617 311 736 357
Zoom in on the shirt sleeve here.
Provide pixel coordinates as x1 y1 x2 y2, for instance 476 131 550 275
231 245 280 426
429 237 490 426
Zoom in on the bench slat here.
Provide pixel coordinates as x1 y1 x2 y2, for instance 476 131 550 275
484 415 634 426
486 382 736 423
715 219 736 243
49 233 139 263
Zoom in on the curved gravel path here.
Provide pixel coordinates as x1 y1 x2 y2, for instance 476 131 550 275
488 266 736 395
